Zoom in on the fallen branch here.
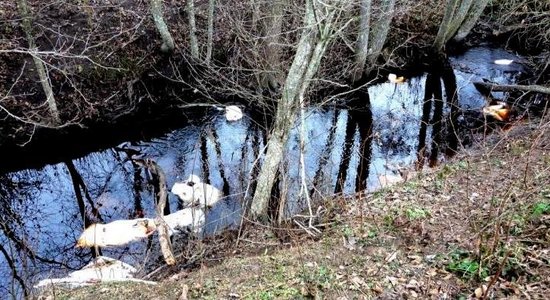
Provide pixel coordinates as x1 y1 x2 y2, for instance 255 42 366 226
473 81 550 95
138 158 176 265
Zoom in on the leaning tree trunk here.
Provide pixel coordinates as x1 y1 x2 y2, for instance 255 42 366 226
17 0 60 125
250 0 342 218
434 0 461 50
444 0 474 41
434 0 474 50
366 0 396 68
150 0 175 53
351 0 372 82
453 0 490 41
187 0 200 59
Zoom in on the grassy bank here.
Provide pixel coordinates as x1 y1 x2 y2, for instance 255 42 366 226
39 117 550 299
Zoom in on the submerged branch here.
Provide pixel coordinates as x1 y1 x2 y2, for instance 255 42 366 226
473 81 550 95
138 158 175 265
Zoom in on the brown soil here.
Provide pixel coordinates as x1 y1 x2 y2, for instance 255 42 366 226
38 118 550 299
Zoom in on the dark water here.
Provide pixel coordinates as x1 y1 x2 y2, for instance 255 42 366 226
0 47 530 296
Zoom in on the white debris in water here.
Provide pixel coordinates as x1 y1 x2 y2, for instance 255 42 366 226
388 73 406 83
494 59 514 65
171 176 222 208
76 219 154 248
34 256 156 288
225 105 243 121
156 207 205 236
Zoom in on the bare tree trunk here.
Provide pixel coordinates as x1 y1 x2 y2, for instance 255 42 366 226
434 0 475 50
205 0 216 64
150 0 175 53
262 0 285 90
250 0 342 218
453 0 489 41
444 0 473 42
366 0 396 67
17 0 60 125
187 0 200 59
352 0 372 82
434 0 460 50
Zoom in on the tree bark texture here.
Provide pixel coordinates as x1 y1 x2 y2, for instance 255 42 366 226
352 0 372 82
453 0 489 41
434 0 461 50
250 0 344 218
187 0 200 59
17 0 60 125
366 0 395 68
150 0 175 53
434 0 484 50
444 0 473 42
262 0 285 90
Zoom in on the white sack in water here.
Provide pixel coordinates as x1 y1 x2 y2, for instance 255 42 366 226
171 175 222 208
225 105 243 121
76 219 155 248
35 256 156 288
494 59 513 65
157 207 206 236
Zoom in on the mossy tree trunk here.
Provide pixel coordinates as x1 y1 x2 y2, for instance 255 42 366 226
434 0 487 50
187 0 200 59
150 0 175 53
17 0 60 125
352 0 372 82
453 0 490 41
352 0 396 79
366 0 396 68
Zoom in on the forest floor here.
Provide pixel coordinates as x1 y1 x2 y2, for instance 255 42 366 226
39 117 550 299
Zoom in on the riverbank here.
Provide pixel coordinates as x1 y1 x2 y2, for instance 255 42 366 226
39 117 549 299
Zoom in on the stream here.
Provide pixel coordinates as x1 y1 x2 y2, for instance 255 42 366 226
0 47 530 295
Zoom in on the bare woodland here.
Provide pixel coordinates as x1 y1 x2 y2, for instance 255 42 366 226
0 0 549 297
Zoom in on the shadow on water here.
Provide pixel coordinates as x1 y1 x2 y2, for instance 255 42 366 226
0 47 532 296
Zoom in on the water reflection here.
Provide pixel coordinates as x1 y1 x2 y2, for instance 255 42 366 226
0 47 529 296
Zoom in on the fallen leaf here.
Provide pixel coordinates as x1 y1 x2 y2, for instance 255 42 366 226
474 285 487 299
351 275 366 287
372 284 384 293
426 268 437 277
179 284 189 300
408 255 422 264
386 276 399 286
385 251 399 263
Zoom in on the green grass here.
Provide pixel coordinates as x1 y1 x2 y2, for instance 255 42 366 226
447 250 488 280
531 201 549 217
406 207 430 220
